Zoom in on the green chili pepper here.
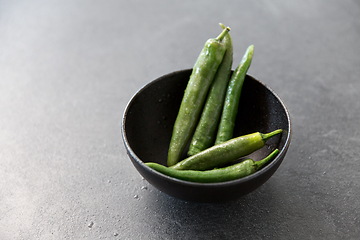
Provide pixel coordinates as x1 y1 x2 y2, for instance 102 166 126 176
187 23 233 156
147 149 279 183
167 27 230 167
170 129 282 171
215 45 254 145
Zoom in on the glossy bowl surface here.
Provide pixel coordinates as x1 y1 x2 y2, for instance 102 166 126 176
122 69 291 202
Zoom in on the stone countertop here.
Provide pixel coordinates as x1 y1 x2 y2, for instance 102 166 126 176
1 0 359 239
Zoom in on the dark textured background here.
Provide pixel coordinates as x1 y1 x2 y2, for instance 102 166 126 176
1 0 359 239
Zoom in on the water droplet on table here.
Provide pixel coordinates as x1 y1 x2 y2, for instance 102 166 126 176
88 221 94 228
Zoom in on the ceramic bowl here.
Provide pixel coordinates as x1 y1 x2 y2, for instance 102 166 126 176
122 69 291 202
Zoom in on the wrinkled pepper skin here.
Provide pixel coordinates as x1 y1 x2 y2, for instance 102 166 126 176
171 129 282 171
167 27 230 167
215 45 254 145
147 149 279 183
188 23 234 156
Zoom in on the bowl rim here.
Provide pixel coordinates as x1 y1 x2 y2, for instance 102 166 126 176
122 69 292 187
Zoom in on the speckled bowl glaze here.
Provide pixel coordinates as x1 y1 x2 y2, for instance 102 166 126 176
122 69 291 202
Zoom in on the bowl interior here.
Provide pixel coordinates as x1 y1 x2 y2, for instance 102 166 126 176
122 69 291 202
124 69 289 165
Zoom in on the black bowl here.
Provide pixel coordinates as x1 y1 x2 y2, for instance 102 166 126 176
122 69 291 202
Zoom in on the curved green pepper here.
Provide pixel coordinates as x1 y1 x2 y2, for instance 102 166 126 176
187 23 233 156
167 27 230 167
147 149 279 183
215 45 254 145
171 129 282 171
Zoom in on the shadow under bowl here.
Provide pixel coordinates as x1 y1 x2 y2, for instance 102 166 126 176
122 69 292 202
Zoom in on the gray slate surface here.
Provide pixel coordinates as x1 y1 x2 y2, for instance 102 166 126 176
1 0 359 239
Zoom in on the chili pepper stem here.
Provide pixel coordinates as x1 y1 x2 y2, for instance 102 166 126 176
261 129 283 142
253 149 279 170
216 26 230 42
